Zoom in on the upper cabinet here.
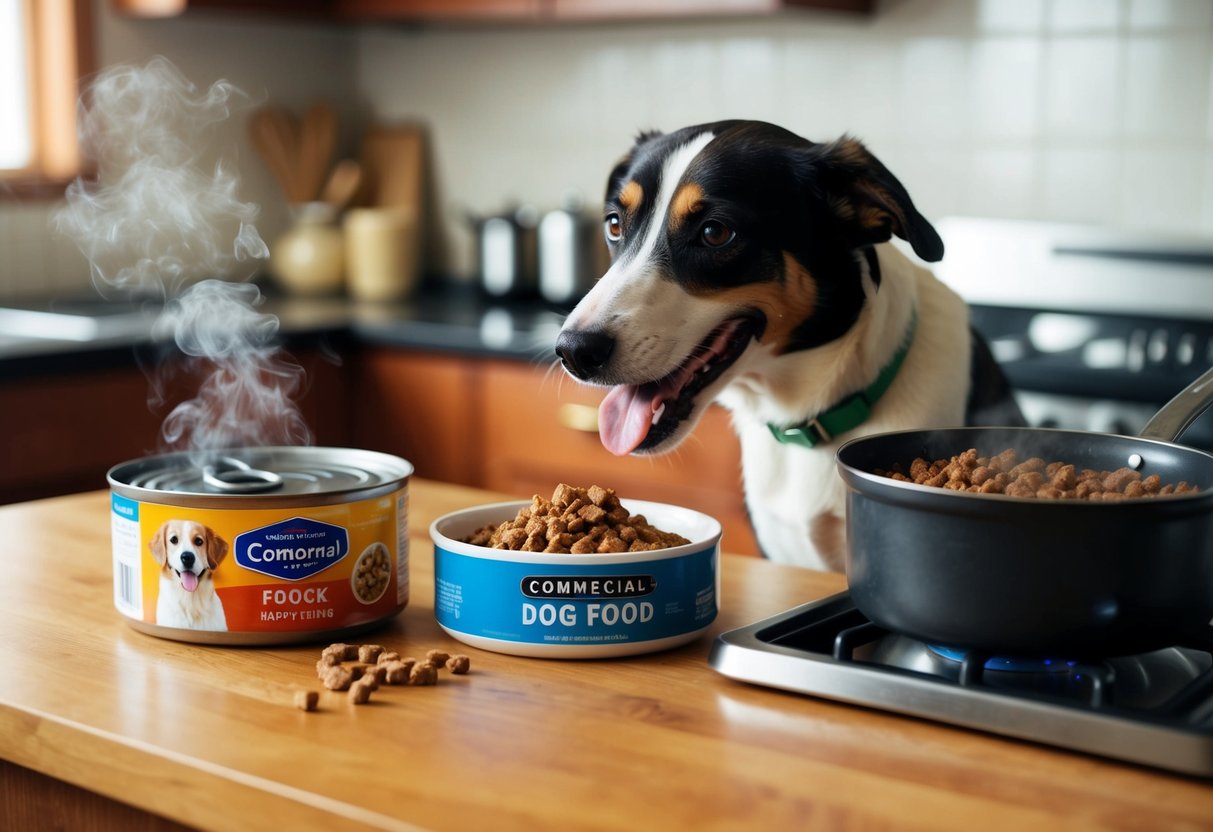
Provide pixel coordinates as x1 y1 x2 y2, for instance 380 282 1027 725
112 0 874 22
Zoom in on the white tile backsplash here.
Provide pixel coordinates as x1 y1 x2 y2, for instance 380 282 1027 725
969 37 1043 139
1123 36 1212 140
1044 37 1123 139
5 0 1213 296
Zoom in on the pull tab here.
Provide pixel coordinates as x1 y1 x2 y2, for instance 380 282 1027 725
202 456 283 493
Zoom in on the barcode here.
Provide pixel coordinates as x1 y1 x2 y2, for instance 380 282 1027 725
117 562 137 610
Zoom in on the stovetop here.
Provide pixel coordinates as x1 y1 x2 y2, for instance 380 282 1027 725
709 592 1213 778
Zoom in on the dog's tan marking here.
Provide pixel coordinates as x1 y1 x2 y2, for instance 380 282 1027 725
809 513 847 573
682 252 817 355
618 180 643 212
668 182 704 231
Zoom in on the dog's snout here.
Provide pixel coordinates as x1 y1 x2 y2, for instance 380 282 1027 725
180 551 196 570
555 329 616 380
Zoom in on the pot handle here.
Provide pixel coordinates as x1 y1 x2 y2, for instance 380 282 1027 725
1139 365 1213 443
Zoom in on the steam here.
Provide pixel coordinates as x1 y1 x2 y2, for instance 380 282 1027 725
54 57 311 458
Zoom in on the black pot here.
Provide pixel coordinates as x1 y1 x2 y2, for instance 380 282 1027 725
836 367 1213 657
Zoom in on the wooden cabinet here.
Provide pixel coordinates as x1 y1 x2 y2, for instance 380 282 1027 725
349 347 483 485
0 346 348 504
352 347 760 556
112 0 872 21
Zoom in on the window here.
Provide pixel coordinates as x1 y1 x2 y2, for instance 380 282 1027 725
0 0 92 194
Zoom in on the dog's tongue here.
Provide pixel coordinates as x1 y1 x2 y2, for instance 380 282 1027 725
180 571 199 593
597 320 747 456
599 384 660 456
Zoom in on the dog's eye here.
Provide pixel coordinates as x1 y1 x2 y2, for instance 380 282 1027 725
604 213 623 243
169 535 179 545
193 536 204 547
700 222 735 248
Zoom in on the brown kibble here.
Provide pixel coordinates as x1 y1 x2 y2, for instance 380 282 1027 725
377 651 401 666
409 662 438 686
425 649 451 665
294 690 319 711
348 679 374 704
322 665 355 691
384 660 411 685
358 644 384 664
446 655 471 674
464 483 690 553
879 448 1198 501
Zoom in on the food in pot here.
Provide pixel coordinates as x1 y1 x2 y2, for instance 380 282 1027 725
876 448 1200 500
464 483 691 553
352 543 391 603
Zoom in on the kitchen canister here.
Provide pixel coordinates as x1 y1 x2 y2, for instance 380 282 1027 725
271 202 345 296
344 206 421 302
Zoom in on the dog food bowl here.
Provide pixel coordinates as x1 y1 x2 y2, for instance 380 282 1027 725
430 500 721 658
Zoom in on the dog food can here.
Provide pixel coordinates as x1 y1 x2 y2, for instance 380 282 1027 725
107 447 413 646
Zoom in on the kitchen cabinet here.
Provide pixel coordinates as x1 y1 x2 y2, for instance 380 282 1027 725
112 0 873 21
351 347 761 555
0 345 349 505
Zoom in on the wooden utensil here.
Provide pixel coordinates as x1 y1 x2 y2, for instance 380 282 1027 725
360 123 425 211
320 158 363 211
249 106 300 201
297 103 337 203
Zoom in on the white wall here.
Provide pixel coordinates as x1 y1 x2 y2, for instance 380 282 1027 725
356 0 1213 277
2 0 1212 298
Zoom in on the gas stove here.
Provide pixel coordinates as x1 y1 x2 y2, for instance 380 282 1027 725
709 592 1213 777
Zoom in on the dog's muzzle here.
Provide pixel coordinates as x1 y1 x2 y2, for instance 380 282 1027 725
555 329 615 381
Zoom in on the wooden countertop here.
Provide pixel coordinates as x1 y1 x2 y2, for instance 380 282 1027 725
2 481 1211 831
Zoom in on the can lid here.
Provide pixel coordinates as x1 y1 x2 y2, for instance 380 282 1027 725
108 447 412 502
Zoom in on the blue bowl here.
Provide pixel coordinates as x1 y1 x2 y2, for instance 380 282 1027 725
430 500 721 658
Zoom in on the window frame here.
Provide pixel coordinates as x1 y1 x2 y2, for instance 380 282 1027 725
0 0 94 199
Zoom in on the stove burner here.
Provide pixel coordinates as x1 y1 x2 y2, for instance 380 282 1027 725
926 644 1075 674
709 592 1213 777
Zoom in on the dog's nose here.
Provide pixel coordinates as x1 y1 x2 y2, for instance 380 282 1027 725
180 552 196 570
555 329 615 380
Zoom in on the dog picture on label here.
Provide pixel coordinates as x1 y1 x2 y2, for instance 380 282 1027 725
556 121 1023 571
150 520 230 630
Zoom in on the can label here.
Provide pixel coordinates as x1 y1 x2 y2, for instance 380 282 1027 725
433 545 717 646
111 487 408 634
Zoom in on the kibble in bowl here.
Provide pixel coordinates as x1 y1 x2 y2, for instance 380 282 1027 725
430 485 720 658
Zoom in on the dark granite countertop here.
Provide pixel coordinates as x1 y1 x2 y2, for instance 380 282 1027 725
0 282 569 379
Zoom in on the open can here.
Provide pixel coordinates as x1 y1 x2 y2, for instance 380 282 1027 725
107 447 413 645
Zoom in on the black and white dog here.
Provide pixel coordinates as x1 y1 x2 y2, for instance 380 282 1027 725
555 121 1022 571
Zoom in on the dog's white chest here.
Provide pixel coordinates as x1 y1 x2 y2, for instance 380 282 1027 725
733 419 844 570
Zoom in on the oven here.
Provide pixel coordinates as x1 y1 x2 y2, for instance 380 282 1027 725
933 217 1213 450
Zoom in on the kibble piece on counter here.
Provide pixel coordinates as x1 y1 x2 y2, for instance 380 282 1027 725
409 662 438 686
377 651 401 666
322 665 356 691
348 679 374 705
358 644 384 664
364 665 387 687
384 660 411 685
425 649 450 666
294 690 319 712
446 654 471 674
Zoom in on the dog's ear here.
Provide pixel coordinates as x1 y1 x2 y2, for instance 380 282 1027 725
149 522 169 567
205 527 229 571
801 136 944 263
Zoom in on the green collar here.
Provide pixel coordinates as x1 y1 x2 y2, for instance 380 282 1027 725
767 309 917 449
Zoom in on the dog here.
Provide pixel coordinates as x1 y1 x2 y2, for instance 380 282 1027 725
555 121 1022 571
150 519 229 630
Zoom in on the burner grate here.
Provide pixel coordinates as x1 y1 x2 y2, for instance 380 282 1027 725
710 592 1213 777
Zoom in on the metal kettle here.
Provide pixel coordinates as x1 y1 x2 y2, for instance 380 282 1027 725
473 206 538 299
537 197 605 307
